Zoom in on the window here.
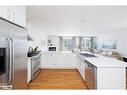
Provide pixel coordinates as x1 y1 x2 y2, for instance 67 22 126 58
80 37 91 51
61 37 74 51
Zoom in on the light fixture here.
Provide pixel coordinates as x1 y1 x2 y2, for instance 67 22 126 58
41 19 45 22
81 19 85 22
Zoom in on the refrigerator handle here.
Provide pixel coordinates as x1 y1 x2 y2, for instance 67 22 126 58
11 38 14 80
7 37 12 84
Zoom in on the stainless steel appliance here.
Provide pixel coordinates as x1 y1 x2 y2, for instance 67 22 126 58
0 18 27 89
31 53 41 80
85 60 97 89
48 46 56 51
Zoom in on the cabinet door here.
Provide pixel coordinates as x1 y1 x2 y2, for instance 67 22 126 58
14 6 26 27
0 19 9 37
81 62 85 80
0 6 26 27
46 53 59 68
41 54 47 68
0 6 11 21
79 60 82 74
76 55 80 72
0 7 5 18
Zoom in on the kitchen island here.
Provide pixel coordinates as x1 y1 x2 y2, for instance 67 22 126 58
41 51 127 89
78 52 126 89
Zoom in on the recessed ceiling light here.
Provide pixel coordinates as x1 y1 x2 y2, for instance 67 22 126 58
41 19 45 22
81 19 85 22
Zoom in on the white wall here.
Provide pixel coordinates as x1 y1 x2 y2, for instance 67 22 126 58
97 27 127 57
27 23 48 52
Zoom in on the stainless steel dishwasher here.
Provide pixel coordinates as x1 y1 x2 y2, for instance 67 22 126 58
85 60 97 89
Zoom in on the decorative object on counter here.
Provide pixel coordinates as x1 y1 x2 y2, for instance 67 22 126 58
27 51 41 57
28 47 34 52
28 46 41 57
34 46 38 51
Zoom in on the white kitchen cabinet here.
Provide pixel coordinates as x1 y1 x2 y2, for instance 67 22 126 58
0 6 26 27
0 6 11 21
0 7 5 19
76 55 80 72
41 52 77 69
80 60 85 80
76 55 85 80
14 6 26 27
41 53 47 68
97 68 126 89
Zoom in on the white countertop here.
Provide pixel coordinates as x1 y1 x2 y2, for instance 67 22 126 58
80 53 127 68
41 51 74 54
41 51 127 68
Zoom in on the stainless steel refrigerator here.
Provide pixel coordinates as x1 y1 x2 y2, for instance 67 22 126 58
0 18 27 89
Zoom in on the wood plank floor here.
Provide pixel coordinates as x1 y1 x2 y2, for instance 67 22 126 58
28 69 88 89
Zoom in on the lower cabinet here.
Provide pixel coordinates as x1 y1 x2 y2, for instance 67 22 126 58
77 55 85 80
41 53 77 69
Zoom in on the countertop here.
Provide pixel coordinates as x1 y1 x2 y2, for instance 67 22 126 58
80 53 127 68
41 51 127 68
41 51 75 54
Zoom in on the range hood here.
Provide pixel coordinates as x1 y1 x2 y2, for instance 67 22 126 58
27 35 34 41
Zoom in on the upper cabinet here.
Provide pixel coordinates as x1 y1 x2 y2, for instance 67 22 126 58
0 6 26 28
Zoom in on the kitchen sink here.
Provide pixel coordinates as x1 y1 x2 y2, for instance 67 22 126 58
80 53 96 57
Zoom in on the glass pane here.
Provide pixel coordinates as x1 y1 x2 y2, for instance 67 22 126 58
62 37 73 51
0 48 6 75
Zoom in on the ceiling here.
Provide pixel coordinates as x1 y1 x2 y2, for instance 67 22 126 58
27 6 127 36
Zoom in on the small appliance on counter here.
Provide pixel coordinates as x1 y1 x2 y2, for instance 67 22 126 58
28 46 41 57
48 46 56 51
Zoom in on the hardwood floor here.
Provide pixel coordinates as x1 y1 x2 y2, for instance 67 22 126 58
28 69 88 89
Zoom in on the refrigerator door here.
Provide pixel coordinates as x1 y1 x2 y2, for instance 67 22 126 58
9 25 27 89
0 18 27 89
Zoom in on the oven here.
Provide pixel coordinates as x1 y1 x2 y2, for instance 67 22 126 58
31 54 41 80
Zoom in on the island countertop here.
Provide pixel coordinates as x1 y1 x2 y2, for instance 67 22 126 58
79 52 127 68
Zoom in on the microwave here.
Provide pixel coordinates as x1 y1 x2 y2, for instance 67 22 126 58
48 47 56 51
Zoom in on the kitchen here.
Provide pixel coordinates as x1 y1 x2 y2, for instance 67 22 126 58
0 6 127 90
